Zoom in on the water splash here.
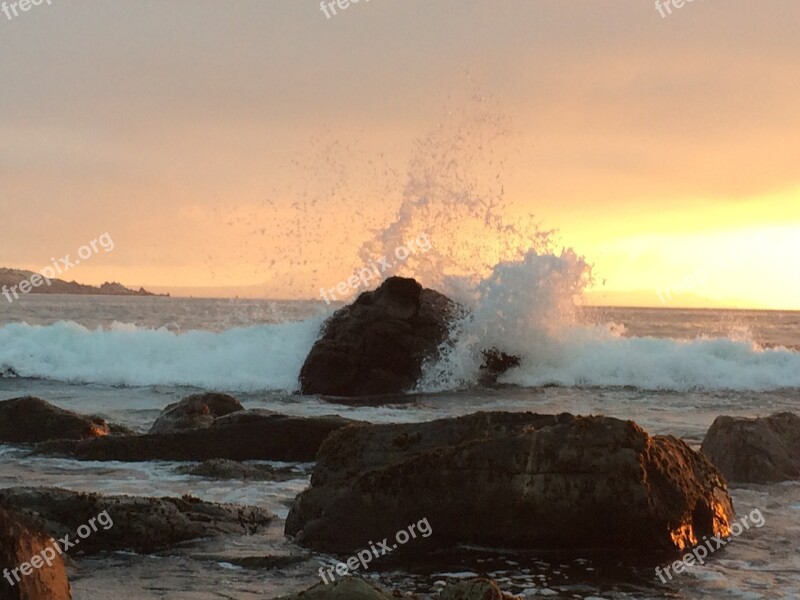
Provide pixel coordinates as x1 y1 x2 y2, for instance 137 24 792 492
358 97 559 298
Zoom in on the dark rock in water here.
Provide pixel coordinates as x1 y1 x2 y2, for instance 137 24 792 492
107 423 136 436
316 391 423 407
440 578 514 600
478 348 521 385
300 276 458 397
701 412 800 483
274 577 392 599
214 554 309 570
0 365 18 378
286 411 734 556
0 487 273 555
148 392 244 434
0 397 110 444
275 577 514 599
36 410 354 463
0 506 72 600
177 458 306 481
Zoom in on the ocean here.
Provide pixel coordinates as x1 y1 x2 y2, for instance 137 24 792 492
1 294 799 599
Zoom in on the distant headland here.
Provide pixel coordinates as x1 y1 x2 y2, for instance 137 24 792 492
0 268 168 298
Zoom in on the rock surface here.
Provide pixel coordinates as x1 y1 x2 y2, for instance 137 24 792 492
286 411 734 556
36 410 354 462
0 506 72 600
701 412 800 483
0 487 273 554
0 397 110 444
148 392 244 434
440 579 513 600
299 277 457 397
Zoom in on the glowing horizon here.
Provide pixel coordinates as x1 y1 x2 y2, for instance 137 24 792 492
2 1 799 310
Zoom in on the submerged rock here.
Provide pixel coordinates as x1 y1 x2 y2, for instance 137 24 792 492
299 276 457 397
0 397 110 444
274 577 393 599
0 506 72 600
217 554 309 570
274 577 516 599
177 458 306 481
148 392 244 434
0 487 273 554
701 412 800 483
440 579 514 600
36 410 354 462
286 411 734 556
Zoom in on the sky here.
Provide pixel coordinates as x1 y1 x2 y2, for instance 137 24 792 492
1 0 799 308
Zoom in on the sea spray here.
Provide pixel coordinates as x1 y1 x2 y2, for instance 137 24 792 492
417 249 592 391
357 97 557 294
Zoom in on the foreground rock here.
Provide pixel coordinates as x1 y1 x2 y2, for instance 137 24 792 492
0 397 110 444
0 487 272 554
148 392 244 434
37 410 353 462
300 277 457 397
286 411 734 555
0 506 72 600
702 412 800 483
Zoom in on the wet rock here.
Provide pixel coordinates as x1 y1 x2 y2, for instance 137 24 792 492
300 277 458 397
107 423 136 436
0 366 18 378
286 411 734 556
701 412 800 483
274 577 393 599
0 506 72 600
148 392 244 434
478 349 521 385
0 397 110 444
215 554 309 570
440 579 513 600
177 458 306 481
0 487 273 555
36 410 354 463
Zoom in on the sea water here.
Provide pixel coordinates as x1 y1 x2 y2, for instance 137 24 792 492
1 295 799 598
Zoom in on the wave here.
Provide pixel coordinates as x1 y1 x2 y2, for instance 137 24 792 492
1 311 798 393
420 327 800 393
418 251 800 393
503 329 800 392
0 318 324 391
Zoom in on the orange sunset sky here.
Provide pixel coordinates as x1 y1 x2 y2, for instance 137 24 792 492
1 1 799 309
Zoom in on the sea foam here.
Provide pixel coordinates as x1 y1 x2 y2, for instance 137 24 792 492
0 317 324 391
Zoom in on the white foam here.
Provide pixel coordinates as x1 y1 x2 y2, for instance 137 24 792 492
419 250 800 392
501 327 800 391
0 316 325 391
